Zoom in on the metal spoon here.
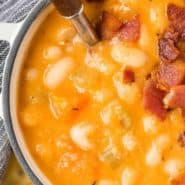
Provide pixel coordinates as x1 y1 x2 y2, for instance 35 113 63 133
51 0 99 46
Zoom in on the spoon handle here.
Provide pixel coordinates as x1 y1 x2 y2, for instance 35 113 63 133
52 0 82 18
71 9 99 46
52 0 98 46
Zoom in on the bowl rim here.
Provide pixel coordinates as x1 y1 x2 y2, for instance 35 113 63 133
2 0 50 184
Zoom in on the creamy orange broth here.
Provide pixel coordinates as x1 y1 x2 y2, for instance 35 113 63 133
18 0 185 185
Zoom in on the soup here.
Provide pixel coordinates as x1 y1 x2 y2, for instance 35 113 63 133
17 0 185 185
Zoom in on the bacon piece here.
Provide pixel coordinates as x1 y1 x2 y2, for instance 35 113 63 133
167 4 185 39
143 79 166 120
159 38 180 62
119 16 140 42
171 173 185 185
163 28 179 43
99 11 122 40
158 27 180 63
178 131 185 148
123 68 135 83
164 85 185 109
152 61 185 91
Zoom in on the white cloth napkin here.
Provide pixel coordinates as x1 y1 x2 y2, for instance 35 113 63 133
0 0 38 182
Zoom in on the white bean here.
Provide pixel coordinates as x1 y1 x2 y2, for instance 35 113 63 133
139 25 150 49
43 46 62 60
85 47 116 75
97 180 119 185
146 144 161 167
121 168 137 185
164 159 184 178
146 134 171 167
113 71 139 103
143 116 158 134
57 27 76 44
70 122 94 151
44 57 74 89
155 134 171 151
122 133 137 151
25 69 38 81
149 3 167 32
93 89 113 103
100 100 123 125
111 44 147 67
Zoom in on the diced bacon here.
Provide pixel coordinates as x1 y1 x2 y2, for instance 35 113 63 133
167 4 185 39
159 38 180 62
152 61 185 91
98 12 140 42
99 11 122 40
144 4 185 119
163 28 179 43
119 16 140 42
123 68 135 83
164 85 185 109
171 173 185 185
143 79 166 120
157 5 185 62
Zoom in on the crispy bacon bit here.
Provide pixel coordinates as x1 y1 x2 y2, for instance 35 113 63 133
171 173 185 185
98 12 140 41
168 4 185 39
123 68 135 83
152 61 185 91
159 38 180 62
144 3 185 120
72 107 80 111
119 16 140 42
99 11 122 40
163 28 179 43
164 85 185 109
143 79 166 120
178 132 185 147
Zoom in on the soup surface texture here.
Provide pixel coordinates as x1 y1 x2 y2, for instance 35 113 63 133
18 0 185 185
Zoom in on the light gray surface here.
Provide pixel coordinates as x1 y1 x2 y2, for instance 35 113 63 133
0 0 37 182
0 23 23 42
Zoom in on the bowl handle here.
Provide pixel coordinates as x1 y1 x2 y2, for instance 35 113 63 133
0 22 23 44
